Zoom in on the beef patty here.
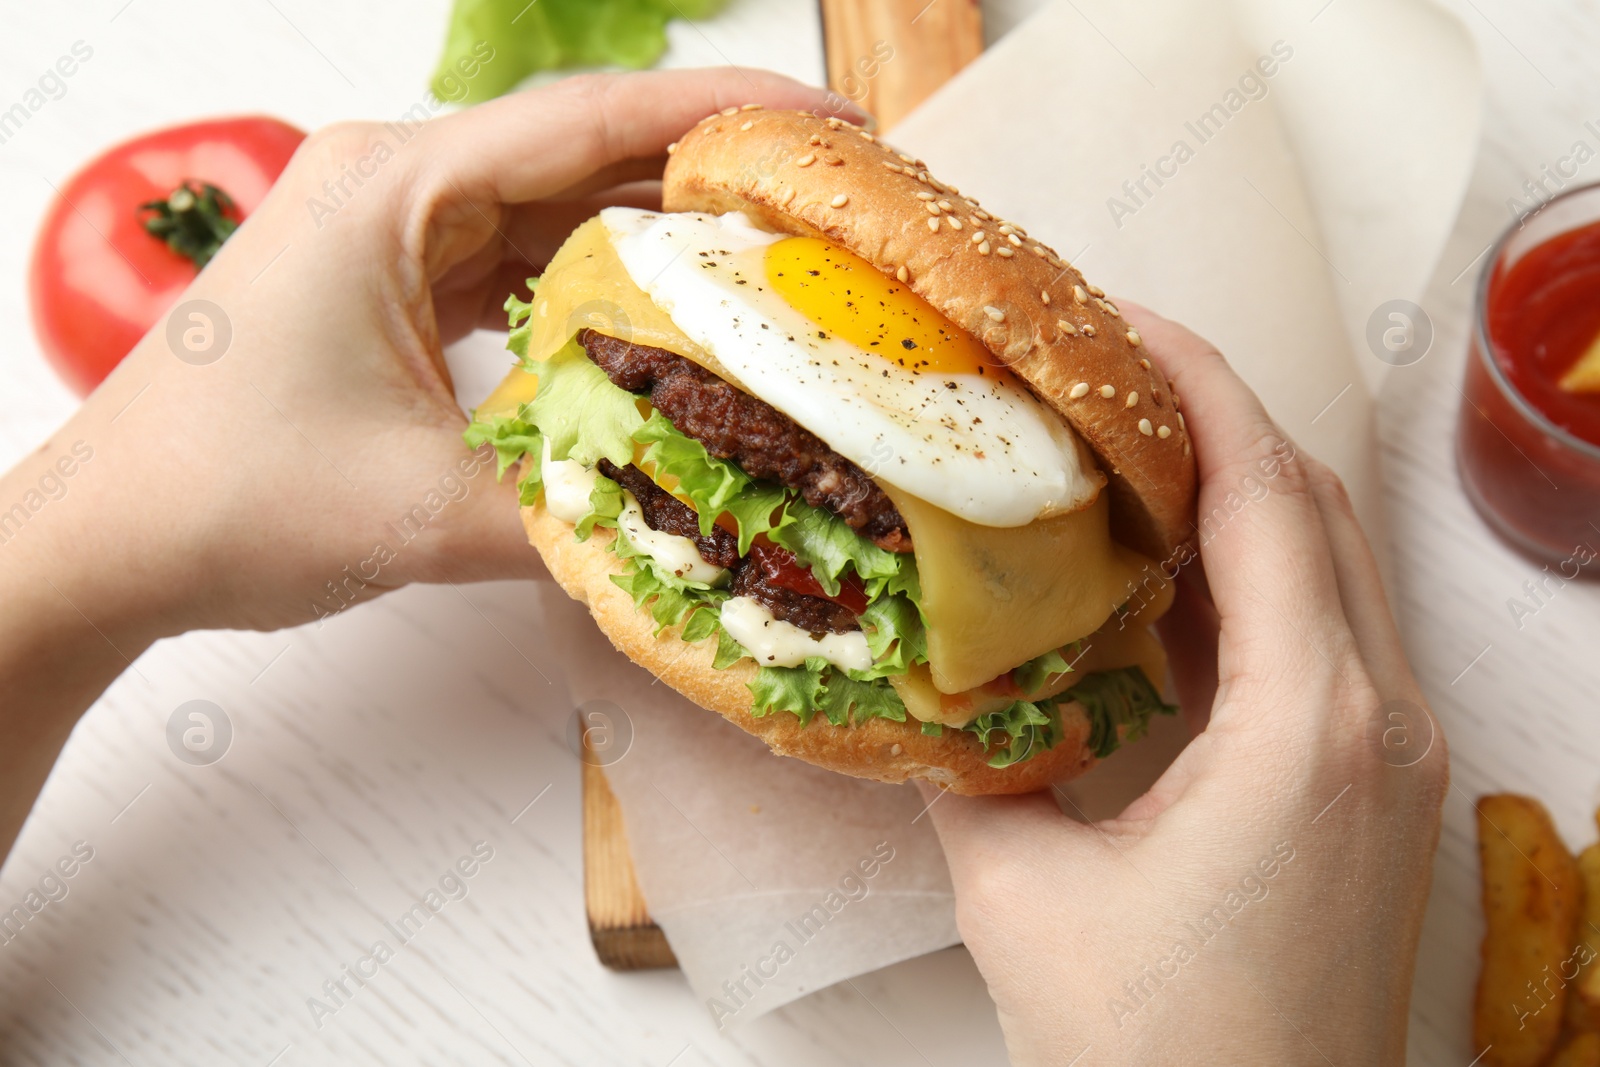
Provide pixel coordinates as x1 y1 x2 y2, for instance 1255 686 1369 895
596 459 860 635
580 330 911 552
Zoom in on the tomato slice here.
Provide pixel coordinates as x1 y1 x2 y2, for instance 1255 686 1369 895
746 540 870 614
29 115 305 395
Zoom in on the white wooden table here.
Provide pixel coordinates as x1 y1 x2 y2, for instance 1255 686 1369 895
2 1 1598 1064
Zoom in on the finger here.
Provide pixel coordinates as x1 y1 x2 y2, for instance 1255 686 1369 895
497 182 664 264
1303 460 1418 700
430 68 857 206
1153 566 1220 735
916 782 1063 870
1116 301 1344 645
543 156 667 202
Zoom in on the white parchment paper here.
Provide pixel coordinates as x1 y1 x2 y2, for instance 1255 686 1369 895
452 0 1481 1026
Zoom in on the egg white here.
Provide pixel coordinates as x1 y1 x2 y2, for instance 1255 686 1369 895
601 207 1098 527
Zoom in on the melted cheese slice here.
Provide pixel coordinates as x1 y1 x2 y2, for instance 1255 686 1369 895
480 213 1165 695
524 215 736 378
882 482 1156 693
891 595 1173 726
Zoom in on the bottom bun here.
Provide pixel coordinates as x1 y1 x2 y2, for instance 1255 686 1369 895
523 500 1102 796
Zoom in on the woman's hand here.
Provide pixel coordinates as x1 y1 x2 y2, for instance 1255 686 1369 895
921 305 1448 1065
0 69 850 856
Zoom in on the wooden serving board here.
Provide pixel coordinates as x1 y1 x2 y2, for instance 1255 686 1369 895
581 0 986 971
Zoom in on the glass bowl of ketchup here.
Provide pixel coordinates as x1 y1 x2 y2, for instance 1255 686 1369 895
1457 181 1600 572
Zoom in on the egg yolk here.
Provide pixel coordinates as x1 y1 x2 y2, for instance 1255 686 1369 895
764 237 1006 378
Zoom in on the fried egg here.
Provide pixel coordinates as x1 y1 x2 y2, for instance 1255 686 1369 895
600 207 1099 527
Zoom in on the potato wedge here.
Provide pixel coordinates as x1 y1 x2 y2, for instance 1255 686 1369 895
1569 843 1600 1032
1473 794 1582 1067
1551 1032 1600 1067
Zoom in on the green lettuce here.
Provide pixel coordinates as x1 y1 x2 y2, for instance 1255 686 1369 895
463 408 544 504
1075 666 1177 758
1012 645 1077 697
748 659 908 729
525 339 643 468
967 700 1058 769
432 0 732 105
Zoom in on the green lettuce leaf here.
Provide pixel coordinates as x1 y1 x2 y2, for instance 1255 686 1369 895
462 409 543 505
525 339 644 468
768 497 906 598
431 0 732 105
633 411 749 536
817 671 908 726
1012 645 1077 697
505 289 535 360
1074 666 1178 758
967 700 1057 769
574 473 623 541
749 660 829 727
854 594 927 679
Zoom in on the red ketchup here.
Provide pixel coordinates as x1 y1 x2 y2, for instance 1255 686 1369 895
1457 213 1600 571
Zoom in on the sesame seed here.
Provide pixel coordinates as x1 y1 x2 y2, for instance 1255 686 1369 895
721 106 739 116
1157 425 1172 439
1007 234 1022 247
998 224 1014 235
1041 291 1051 305
937 200 953 211
1138 418 1153 436
1125 391 1139 408
741 103 762 111
860 131 876 142
974 208 991 220
1088 284 1105 298
978 241 991 255
916 191 936 201
1127 329 1142 347
971 231 984 244
1105 302 1121 317
830 193 850 208
780 187 796 206
740 121 754 131
927 217 940 232
1070 382 1090 398
926 202 942 215
1082 324 1096 337
896 265 909 283
1031 245 1048 257
883 161 902 171
824 155 843 166
984 306 1005 323
997 246 1013 257
1172 392 1181 410
917 171 931 183
899 153 915 164
1073 285 1089 304
826 116 844 127
1099 384 1116 398
667 142 678 154
809 134 823 145
1177 412 1186 429
947 217 962 230
796 153 815 167
1139 358 1151 369
1058 320 1078 336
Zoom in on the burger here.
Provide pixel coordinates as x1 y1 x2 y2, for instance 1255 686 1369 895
467 108 1197 795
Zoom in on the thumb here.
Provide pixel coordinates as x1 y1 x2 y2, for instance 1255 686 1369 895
918 781 1070 885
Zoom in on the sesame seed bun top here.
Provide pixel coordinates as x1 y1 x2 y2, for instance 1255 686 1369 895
662 107 1197 562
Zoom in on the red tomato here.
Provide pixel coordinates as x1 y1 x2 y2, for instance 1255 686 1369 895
29 116 305 395
747 540 870 614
